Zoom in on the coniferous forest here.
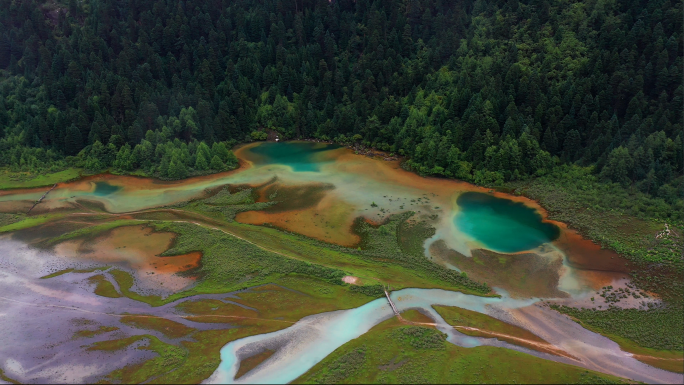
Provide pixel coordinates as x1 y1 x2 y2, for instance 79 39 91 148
0 0 681 203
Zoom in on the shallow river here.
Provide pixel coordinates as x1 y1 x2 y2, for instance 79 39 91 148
207 288 679 384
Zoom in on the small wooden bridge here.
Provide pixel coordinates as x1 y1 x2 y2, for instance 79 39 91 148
26 183 57 214
384 285 400 316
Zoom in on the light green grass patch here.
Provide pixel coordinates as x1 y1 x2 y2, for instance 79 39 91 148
0 214 64 233
0 168 82 190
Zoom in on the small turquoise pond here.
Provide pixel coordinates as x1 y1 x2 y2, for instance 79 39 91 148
455 192 560 253
246 142 340 172
92 182 121 196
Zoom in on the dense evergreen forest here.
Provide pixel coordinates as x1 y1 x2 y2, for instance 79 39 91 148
0 0 681 202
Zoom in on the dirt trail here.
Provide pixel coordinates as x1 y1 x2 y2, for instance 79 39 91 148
631 354 684 361
392 311 577 360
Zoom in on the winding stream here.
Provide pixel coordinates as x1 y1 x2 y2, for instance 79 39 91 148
206 288 681 384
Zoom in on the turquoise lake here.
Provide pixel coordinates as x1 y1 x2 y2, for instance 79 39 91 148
244 142 341 172
455 192 560 253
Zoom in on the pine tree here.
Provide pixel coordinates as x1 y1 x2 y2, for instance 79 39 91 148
210 155 225 171
168 156 188 179
64 125 83 155
195 151 209 171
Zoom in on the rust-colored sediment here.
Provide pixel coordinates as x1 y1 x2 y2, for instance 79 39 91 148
554 229 630 273
429 240 569 299
236 192 359 247
552 227 631 290
54 225 200 288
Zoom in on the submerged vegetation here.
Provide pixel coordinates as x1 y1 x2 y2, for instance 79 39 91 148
354 212 490 295
196 186 277 221
89 335 186 383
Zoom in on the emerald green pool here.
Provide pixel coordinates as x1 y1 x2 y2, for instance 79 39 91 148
244 142 341 172
93 181 121 196
455 192 560 253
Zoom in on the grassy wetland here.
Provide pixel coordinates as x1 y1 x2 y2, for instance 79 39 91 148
0 142 681 384
294 310 626 384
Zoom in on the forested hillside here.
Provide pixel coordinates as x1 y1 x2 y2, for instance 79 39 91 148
0 0 681 203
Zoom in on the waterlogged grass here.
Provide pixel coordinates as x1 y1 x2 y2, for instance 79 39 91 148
233 277 372 321
93 335 186 383
109 269 162 305
0 168 82 190
88 274 122 298
88 276 375 384
0 368 19 384
295 310 626 384
149 321 283 383
40 266 108 279
45 219 144 245
120 316 194 339
72 325 119 339
30 211 487 307
1 183 495 301
87 335 146 352
216 218 483 294
177 186 275 222
203 187 253 205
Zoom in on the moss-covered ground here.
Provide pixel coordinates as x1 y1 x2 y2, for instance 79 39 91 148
294 310 626 384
